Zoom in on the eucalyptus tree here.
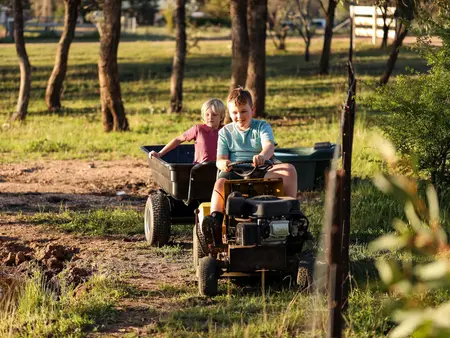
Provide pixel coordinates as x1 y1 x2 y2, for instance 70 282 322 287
98 0 129 131
45 0 81 111
229 0 249 92
9 0 31 122
379 0 416 85
318 0 338 75
169 0 186 113
247 0 268 117
294 0 317 62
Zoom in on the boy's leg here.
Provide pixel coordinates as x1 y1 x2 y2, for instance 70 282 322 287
211 178 226 214
199 178 226 251
265 163 298 198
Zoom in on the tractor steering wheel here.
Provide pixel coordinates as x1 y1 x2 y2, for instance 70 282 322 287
227 160 274 178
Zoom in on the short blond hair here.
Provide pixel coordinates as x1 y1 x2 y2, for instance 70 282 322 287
201 98 226 123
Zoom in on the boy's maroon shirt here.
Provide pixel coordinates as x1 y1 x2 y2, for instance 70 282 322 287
183 124 221 163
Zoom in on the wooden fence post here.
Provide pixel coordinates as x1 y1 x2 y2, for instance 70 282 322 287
327 170 344 338
341 63 356 310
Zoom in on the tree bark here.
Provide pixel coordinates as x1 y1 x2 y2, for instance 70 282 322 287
305 38 311 62
246 0 267 118
318 0 337 75
379 24 408 85
230 0 249 91
169 0 186 113
379 0 415 85
10 0 31 122
45 0 80 111
380 2 392 49
98 0 129 132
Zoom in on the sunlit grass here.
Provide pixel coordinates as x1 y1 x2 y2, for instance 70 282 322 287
0 270 123 337
20 208 143 236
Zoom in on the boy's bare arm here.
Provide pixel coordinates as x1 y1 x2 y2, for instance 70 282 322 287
253 141 274 166
149 135 186 158
216 155 231 172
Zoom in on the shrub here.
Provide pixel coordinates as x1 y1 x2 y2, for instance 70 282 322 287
371 67 450 190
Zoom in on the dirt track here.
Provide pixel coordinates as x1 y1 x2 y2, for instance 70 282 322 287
0 159 195 336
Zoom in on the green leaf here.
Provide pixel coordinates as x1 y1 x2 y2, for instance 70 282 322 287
433 303 450 328
426 185 440 225
373 134 397 166
390 280 412 294
373 174 393 194
390 310 425 338
375 259 403 285
369 234 408 252
404 201 423 231
415 260 450 281
393 219 410 234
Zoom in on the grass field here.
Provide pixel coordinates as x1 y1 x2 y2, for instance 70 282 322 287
1 32 449 337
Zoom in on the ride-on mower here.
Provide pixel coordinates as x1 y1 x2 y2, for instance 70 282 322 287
193 160 313 296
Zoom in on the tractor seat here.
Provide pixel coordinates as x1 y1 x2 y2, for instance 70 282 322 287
226 193 300 218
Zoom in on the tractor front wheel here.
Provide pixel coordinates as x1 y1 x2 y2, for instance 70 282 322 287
193 224 206 269
198 256 218 296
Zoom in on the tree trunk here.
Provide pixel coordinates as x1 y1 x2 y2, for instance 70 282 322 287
381 24 389 49
169 0 186 113
98 0 129 132
380 0 415 85
305 37 311 62
318 0 337 75
230 0 249 91
379 23 408 85
246 0 267 118
380 3 389 49
10 0 31 122
45 0 80 111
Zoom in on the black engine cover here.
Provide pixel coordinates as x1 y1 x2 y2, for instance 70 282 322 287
236 222 259 246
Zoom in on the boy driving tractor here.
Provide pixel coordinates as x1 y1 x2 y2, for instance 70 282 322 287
199 87 298 252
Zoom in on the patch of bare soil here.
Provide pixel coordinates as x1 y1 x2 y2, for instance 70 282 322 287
0 159 157 213
0 159 194 336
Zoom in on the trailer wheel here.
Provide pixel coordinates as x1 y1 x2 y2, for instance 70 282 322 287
144 191 171 247
193 224 206 269
198 256 218 296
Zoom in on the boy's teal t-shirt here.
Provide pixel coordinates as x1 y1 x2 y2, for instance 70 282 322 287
217 119 275 162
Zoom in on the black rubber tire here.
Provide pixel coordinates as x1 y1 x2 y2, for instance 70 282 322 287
192 224 206 268
198 256 218 296
144 192 171 247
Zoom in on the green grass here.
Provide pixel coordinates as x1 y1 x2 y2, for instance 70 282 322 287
19 208 143 236
0 269 124 337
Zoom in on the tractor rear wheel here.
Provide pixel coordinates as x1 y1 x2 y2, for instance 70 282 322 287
144 191 171 247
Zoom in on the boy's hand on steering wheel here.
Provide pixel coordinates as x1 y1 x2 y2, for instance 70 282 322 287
218 159 231 172
253 154 265 167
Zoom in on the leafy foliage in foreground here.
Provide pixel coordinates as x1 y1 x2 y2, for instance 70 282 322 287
370 140 450 338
